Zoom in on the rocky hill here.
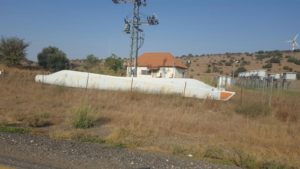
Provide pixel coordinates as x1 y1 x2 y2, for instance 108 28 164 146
179 50 300 81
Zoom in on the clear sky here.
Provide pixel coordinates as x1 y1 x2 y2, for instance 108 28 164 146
1 0 299 61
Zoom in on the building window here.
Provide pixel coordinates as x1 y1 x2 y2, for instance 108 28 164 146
141 70 150 75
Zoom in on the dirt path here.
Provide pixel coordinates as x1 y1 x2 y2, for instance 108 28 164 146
0 132 239 169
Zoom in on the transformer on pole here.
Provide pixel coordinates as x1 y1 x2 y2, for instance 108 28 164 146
112 0 159 77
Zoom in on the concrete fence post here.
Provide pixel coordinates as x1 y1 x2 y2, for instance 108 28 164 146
183 81 187 97
86 73 90 90
131 77 134 92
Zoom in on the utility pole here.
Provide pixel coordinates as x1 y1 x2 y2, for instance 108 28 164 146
112 0 159 77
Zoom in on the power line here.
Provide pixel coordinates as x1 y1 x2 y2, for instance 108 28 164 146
112 0 159 77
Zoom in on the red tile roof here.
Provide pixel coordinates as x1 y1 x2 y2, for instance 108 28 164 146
136 52 187 69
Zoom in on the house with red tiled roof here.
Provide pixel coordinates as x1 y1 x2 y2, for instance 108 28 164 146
126 52 187 78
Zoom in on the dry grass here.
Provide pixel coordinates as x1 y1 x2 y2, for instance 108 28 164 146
0 165 15 169
0 65 299 168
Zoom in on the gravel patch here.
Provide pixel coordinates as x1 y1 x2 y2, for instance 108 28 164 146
0 132 240 169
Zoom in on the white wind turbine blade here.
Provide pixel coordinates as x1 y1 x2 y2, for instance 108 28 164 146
294 34 299 40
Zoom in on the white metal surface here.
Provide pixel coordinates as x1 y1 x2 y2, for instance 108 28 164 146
35 70 235 101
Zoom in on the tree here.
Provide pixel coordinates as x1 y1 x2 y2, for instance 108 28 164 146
86 54 98 65
187 53 194 58
104 54 123 72
262 63 272 69
269 57 281 64
37 46 69 71
0 37 29 65
234 67 247 77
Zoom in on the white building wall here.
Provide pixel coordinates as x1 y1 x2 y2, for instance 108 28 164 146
174 68 185 78
151 67 185 78
137 67 151 78
127 67 151 77
284 72 297 80
158 67 173 78
127 66 185 78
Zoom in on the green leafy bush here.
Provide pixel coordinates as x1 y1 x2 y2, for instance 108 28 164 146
287 56 300 65
269 57 281 64
37 46 69 71
234 67 247 77
104 53 123 72
86 54 98 65
0 37 29 65
72 106 94 129
0 125 30 134
262 63 272 69
256 54 269 60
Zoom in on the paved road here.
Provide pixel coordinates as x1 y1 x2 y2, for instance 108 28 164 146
0 132 239 169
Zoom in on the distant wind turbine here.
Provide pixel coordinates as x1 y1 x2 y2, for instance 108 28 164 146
287 34 299 51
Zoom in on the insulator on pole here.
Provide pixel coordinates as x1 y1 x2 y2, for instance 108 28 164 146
113 0 158 77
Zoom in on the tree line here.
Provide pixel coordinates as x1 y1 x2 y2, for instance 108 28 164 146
0 37 124 73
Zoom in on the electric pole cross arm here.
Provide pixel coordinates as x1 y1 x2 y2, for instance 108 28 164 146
112 0 135 4
112 0 159 77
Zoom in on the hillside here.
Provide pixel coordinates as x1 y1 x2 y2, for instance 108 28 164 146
180 51 300 81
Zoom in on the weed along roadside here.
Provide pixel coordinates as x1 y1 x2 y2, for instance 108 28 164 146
0 67 299 168
0 126 30 134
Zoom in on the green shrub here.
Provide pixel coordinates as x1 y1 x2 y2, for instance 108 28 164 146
217 61 223 66
104 53 123 72
269 57 281 64
0 125 30 134
37 46 69 71
262 63 272 69
72 106 94 129
0 37 29 65
240 60 251 66
256 54 269 60
287 56 300 65
234 67 247 77
86 54 98 65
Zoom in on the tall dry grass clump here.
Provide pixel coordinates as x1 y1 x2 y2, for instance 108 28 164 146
0 66 299 168
72 105 95 129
